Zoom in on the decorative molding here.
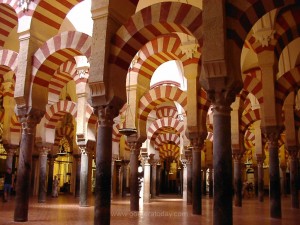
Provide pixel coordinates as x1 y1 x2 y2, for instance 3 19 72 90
180 43 199 59
18 0 33 12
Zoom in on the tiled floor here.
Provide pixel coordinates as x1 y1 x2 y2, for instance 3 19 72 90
0 194 299 225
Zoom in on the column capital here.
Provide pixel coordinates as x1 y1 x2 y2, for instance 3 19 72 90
286 145 298 159
261 126 282 148
95 105 114 127
15 107 44 134
39 146 51 156
207 89 237 115
232 151 243 161
256 154 266 165
181 159 188 168
79 146 88 155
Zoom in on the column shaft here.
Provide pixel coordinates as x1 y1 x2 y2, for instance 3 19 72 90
94 109 113 225
143 162 151 203
14 120 37 222
192 149 202 214
80 149 89 207
156 165 161 196
208 167 213 197
187 162 192 205
269 142 282 218
290 154 299 208
257 159 265 202
130 149 139 211
38 151 48 203
151 164 157 197
75 155 81 197
47 156 55 195
182 165 187 201
213 109 233 225
233 156 242 207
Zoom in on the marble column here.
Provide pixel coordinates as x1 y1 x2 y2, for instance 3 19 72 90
143 156 151 203
256 154 265 202
94 107 114 225
191 136 204 215
280 165 287 196
156 163 161 196
31 154 39 196
38 147 50 203
74 154 81 197
115 159 122 196
122 161 129 197
47 155 56 195
128 140 141 211
5 147 16 170
181 159 188 201
263 129 282 218
288 146 299 208
211 94 234 225
233 152 243 207
186 151 192 205
151 161 157 198
80 147 89 207
208 166 213 197
14 111 42 222
202 168 207 196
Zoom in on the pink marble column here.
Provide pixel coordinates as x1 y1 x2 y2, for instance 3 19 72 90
80 147 89 207
256 154 265 202
14 111 42 222
38 147 50 203
47 154 56 195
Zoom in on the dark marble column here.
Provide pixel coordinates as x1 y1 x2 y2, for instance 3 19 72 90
280 165 287 196
31 154 39 196
156 163 161 196
122 161 129 197
288 146 299 208
211 93 234 225
128 138 142 211
115 159 122 196
186 151 192 205
80 147 89 207
202 168 207 196
233 152 243 207
151 161 157 198
74 154 81 197
256 154 265 202
47 155 56 195
14 111 42 222
263 129 282 218
38 147 50 203
93 106 114 225
191 135 204 215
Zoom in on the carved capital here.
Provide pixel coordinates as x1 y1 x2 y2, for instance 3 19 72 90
232 151 243 161
39 146 50 156
15 107 44 135
253 29 276 47
180 159 188 168
79 146 88 155
95 105 114 127
180 42 199 59
286 146 299 160
207 89 236 115
256 154 266 165
262 126 282 148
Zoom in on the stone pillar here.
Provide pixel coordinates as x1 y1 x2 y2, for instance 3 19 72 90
232 152 243 207
94 107 114 225
211 92 235 225
202 168 207 196
31 154 39 196
38 147 50 203
288 146 299 208
47 155 56 195
186 152 193 205
256 154 265 202
14 111 42 222
151 161 157 198
190 135 205 215
263 129 282 218
208 165 213 197
122 161 129 197
115 159 122 196
280 164 287 196
5 147 16 170
74 154 81 197
80 147 89 207
181 159 188 201
142 155 151 203
156 163 161 196
128 138 141 211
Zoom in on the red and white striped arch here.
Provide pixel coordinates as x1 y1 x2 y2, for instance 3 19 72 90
139 85 187 121
0 49 18 75
112 123 122 143
132 34 195 86
147 117 184 140
154 133 180 149
44 100 77 129
110 2 202 72
159 143 180 160
244 129 255 149
54 125 74 147
0 2 17 48
276 67 300 105
31 31 91 97
242 69 263 104
226 0 295 49
240 109 261 133
156 105 178 119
